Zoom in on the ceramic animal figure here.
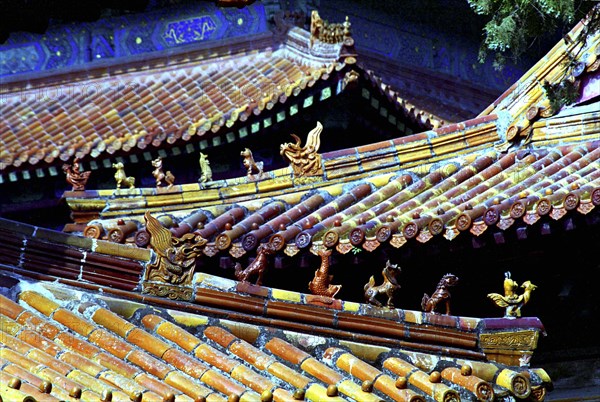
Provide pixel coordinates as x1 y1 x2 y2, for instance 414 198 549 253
112 162 135 189
310 10 324 47
421 273 459 315
198 152 213 183
488 272 537 318
241 148 263 180
151 157 175 188
62 158 90 191
364 260 402 308
308 248 341 298
234 243 277 286
280 121 323 177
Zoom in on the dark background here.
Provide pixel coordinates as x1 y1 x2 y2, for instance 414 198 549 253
1 1 598 397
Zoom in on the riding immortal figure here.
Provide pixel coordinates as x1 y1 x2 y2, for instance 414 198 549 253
488 272 537 318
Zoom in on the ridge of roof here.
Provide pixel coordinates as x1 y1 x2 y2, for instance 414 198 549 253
62 112 501 220
58 99 600 255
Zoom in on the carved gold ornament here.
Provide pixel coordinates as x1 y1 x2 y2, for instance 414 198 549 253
363 238 380 252
308 248 341 297
280 121 324 177
309 11 351 46
62 158 91 191
241 148 265 181
390 234 407 248
364 260 401 308
480 330 539 350
564 193 579 210
143 211 207 287
421 273 459 315
198 152 213 183
151 157 175 188
143 282 194 301
428 218 444 235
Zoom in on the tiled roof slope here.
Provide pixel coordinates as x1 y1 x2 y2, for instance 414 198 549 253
63 99 600 256
479 6 600 121
0 216 150 292
62 7 600 253
0 286 553 402
0 217 548 369
0 26 348 173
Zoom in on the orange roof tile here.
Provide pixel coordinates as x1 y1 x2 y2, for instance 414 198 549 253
0 287 553 402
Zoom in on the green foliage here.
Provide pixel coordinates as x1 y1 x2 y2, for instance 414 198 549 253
542 79 580 112
468 0 582 70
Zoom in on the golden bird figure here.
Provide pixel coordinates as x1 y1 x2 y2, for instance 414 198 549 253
488 272 537 318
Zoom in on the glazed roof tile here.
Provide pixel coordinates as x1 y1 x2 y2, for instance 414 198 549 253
0 215 542 357
65 102 599 256
0 287 553 402
0 27 349 173
65 9 600 248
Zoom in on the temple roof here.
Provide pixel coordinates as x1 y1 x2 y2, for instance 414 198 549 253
0 11 479 183
0 215 552 401
2 8 600 402
60 9 600 256
0 284 552 402
0 22 358 175
62 101 599 256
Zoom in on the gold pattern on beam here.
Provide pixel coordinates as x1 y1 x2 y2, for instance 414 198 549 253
480 330 539 350
143 282 194 301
